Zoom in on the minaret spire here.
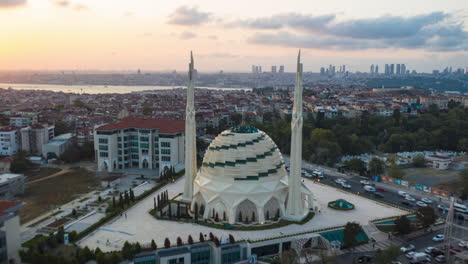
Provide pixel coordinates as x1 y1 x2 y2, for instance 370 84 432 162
182 51 197 202
285 50 306 220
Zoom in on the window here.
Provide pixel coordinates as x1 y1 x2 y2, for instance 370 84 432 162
99 152 108 157
140 143 149 149
98 138 108 144
161 149 171 155
162 156 171 162
161 142 171 148
140 136 149 142
99 145 108 151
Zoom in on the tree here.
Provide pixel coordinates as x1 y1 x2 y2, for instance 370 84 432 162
60 143 81 163
151 239 157 250
177 237 183 246
10 151 34 173
121 241 134 260
460 169 468 199
54 120 70 136
343 222 361 249
395 215 411 235
78 246 94 262
135 242 142 254
344 158 367 175
164 238 170 248
412 154 426 168
188 235 194 244
387 161 405 179
416 206 437 228
373 245 400 264
143 106 152 115
369 157 385 176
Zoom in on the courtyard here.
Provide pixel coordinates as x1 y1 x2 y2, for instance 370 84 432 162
78 176 408 252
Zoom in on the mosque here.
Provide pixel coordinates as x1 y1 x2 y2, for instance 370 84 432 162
181 52 316 225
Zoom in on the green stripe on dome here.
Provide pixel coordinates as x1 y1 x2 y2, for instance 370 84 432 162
202 147 277 168
208 134 266 151
234 162 285 181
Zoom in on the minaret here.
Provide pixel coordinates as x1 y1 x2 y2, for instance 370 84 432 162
182 52 197 202
285 50 306 220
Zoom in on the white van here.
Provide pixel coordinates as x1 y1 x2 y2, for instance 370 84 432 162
410 252 431 263
454 203 468 213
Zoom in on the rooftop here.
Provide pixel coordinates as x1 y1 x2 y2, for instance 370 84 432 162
0 173 23 184
96 116 184 134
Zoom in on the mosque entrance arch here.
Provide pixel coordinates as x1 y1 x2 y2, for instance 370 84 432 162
236 199 257 223
264 197 280 220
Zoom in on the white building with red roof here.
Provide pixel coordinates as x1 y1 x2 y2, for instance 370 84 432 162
94 116 185 174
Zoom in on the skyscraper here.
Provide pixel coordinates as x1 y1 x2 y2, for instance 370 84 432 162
401 64 406 75
375 65 379 74
279 65 284 73
390 64 395 75
370 64 375 74
396 64 401 75
271 65 277 73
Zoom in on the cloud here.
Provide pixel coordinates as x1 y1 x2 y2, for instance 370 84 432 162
73 3 88 11
207 35 218 40
0 0 27 8
168 6 212 25
50 0 69 7
242 12 468 52
50 0 89 11
180 31 197 39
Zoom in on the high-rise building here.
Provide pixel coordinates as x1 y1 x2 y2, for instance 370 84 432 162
271 66 277 73
375 65 379 74
370 64 375 74
20 124 54 156
390 64 395 75
259 66 262 73
251 65 256 74
396 64 401 75
279 65 284 73
401 64 406 75
342 65 346 73
320 67 325 75
385 64 389 75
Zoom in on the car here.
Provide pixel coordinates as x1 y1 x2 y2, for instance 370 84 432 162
425 246 436 254
410 252 431 263
458 241 468 248
405 196 416 202
421 198 433 204
435 255 446 263
405 251 416 259
438 204 448 211
450 248 462 255
401 244 416 252
360 180 371 185
364 185 376 192
433 234 445 242
416 201 428 207
341 182 352 189
335 178 347 183
357 255 372 263
401 201 413 206
376 187 386 192
398 191 408 197
374 192 384 198
391 262 403 264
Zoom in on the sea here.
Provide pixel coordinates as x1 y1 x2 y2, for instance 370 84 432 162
0 83 250 94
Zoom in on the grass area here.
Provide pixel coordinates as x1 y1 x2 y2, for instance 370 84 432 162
24 167 62 182
19 167 99 224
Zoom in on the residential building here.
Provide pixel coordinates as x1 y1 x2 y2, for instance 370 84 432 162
20 124 55 156
0 158 12 174
279 65 284 73
0 128 20 156
0 200 24 264
0 174 24 200
42 133 75 158
94 116 185 174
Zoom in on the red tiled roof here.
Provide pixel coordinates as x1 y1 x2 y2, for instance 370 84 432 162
0 157 13 163
96 116 184 133
0 200 22 213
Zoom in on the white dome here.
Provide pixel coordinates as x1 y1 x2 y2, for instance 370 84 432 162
192 126 289 224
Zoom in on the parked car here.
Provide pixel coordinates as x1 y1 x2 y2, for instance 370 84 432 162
405 196 416 202
398 191 408 197
438 204 448 211
431 248 444 257
421 198 433 204
364 185 376 192
374 192 384 198
450 248 462 255
435 255 446 263
335 178 346 184
401 244 416 252
425 246 436 254
360 180 371 185
410 252 431 263
376 187 386 192
406 251 416 259
313 169 324 178
416 201 428 207
357 255 372 263
341 182 352 189
458 240 468 248
433 234 445 242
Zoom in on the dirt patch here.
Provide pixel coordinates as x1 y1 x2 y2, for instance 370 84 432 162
19 168 99 224
403 167 460 187
25 167 62 182
27 169 72 184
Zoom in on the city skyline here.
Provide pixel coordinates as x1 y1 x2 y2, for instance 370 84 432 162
1 0 468 72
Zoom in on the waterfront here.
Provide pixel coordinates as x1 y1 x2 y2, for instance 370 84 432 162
0 83 250 94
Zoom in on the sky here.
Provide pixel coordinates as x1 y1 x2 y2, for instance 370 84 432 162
1 0 468 73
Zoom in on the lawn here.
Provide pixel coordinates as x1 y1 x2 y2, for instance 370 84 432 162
19 167 99 224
